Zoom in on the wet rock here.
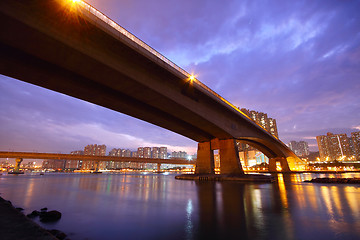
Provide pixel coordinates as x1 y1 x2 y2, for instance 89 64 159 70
48 229 67 240
26 210 40 218
15 207 24 211
40 210 62 222
41 207 48 212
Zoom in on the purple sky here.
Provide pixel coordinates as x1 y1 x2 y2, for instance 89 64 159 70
1 0 360 156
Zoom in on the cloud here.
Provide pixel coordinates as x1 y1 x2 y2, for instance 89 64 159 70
1 0 360 157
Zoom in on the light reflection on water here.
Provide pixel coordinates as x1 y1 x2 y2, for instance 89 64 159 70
0 172 359 240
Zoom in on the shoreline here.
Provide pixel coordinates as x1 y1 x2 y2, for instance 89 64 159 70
0 196 59 240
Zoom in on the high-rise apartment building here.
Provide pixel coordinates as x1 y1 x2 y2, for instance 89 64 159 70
288 141 309 157
143 147 152 158
66 150 84 169
240 108 278 137
82 144 106 170
171 151 187 159
351 131 360 159
108 148 126 169
159 147 168 159
152 147 160 158
152 147 168 159
42 159 65 170
316 132 352 161
237 109 278 165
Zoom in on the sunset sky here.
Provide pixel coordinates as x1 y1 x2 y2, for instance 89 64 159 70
1 0 359 155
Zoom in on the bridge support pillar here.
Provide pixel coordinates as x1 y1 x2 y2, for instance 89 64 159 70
14 158 23 172
157 163 161 172
219 139 244 175
195 142 214 174
94 161 100 172
268 157 291 172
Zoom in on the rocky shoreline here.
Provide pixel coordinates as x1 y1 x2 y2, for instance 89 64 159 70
304 177 360 184
0 196 67 240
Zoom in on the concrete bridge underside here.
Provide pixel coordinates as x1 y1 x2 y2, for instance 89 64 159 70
0 0 299 174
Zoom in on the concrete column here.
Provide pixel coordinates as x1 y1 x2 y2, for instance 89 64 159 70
219 139 244 175
268 158 277 172
94 161 100 172
195 141 214 174
14 158 23 172
268 157 291 172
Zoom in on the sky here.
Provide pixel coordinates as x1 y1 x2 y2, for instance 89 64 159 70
1 0 360 157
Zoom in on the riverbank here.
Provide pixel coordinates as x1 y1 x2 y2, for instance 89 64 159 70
0 196 58 240
304 177 360 184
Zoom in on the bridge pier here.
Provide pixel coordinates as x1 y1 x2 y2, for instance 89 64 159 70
157 163 161 172
268 157 291 173
13 158 23 173
195 142 214 174
219 139 244 175
195 139 244 175
94 161 101 173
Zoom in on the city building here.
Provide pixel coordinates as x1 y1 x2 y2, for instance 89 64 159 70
316 132 352 161
65 150 84 169
351 131 360 160
159 147 168 159
108 148 124 169
152 147 160 158
82 144 106 170
238 149 268 167
240 108 278 137
237 109 278 167
42 159 65 170
171 151 187 159
288 141 309 157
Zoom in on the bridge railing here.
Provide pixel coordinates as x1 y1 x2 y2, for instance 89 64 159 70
75 1 279 140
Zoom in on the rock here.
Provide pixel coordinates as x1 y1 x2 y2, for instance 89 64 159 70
41 207 48 212
40 210 62 222
48 229 67 240
27 210 40 218
15 207 24 211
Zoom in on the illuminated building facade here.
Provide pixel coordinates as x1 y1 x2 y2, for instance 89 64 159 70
171 151 187 159
42 159 65 170
237 109 277 167
316 132 352 161
108 148 131 169
159 147 168 159
66 150 84 169
240 108 278 137
288 141 309 157
82 144 106 170
351 131 360 160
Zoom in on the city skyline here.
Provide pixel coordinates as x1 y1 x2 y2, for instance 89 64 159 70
1 0 359 155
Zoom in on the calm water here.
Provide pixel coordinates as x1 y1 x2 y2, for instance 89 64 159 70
0 172 359 240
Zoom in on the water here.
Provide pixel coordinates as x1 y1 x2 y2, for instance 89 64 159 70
0 172 359 240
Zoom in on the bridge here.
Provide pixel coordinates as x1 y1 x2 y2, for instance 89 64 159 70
0 151 195 172
0 0 300 175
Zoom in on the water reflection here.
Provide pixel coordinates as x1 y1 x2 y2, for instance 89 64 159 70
193 173 360 240
0 173 359 240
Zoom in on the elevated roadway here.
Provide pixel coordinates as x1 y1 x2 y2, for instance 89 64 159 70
0 151 195 165
0 0 299 174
